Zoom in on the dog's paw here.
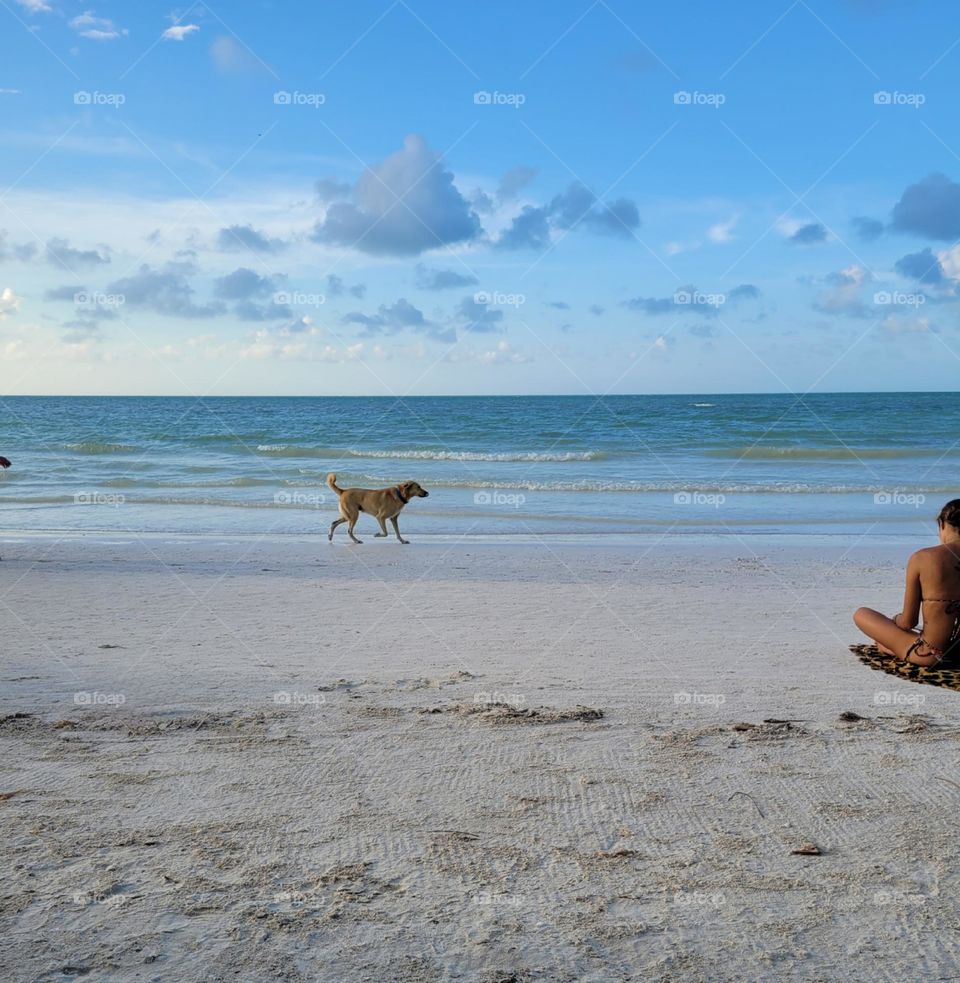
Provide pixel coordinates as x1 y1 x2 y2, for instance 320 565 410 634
400 539 410 545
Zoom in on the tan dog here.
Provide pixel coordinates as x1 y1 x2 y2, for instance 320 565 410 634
327 473 429 544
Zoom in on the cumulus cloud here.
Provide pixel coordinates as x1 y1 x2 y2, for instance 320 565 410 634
0 230 36 262
108 262 226 318
16 0 51 12
894 248 944 285
728 283 761 302
495 205 551 250
46 238 110 270
852 216 884 241
495 181 641 249
811 265 872 317
212 267 279 300
342 298 439 337
212 268 290 320
455 295 503 333
789 222 828 244
890 173 960 240
0 287 21 319
70 11 128 40
311 134 482 256
163 24 199 41
217 224 285 254
414 264 478 290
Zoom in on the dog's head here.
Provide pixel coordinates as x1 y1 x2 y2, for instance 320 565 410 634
400 481 429 499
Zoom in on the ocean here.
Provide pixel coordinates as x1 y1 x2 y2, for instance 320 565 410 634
0 393 955 538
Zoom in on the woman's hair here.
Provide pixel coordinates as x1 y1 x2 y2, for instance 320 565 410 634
938 499 960 530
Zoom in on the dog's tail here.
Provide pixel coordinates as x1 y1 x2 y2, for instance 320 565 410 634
326 472 343 496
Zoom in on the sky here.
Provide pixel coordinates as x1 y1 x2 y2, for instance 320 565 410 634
2 0 960 396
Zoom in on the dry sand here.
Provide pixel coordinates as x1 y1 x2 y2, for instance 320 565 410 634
2 532 960 981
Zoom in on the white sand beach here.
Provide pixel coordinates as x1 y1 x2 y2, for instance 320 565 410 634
2 532 959 981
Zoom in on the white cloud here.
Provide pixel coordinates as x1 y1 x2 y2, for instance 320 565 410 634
163 24 200 41
210 36 265 74
0 287 22 319
936 245 960 281
70 11 129 41
0 89 22 96
311 134 481 257
16 0 51 13
707 215 738 243
880 314 935 335
447 340 530 365
812 265 871 318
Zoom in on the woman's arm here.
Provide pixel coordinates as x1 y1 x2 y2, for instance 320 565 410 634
895 552 922 629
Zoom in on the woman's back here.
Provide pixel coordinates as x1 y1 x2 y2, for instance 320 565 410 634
917 544 960 649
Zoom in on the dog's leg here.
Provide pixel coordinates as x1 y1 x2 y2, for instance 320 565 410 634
390 516 409 545
374 516 389 537
347 517 363 544
328 517 346 542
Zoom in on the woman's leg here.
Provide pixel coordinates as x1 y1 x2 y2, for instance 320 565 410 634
853 607 920 660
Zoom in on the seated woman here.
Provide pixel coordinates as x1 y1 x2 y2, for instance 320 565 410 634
854 499 960 667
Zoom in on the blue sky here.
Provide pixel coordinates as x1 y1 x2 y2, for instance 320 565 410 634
2 0 960 395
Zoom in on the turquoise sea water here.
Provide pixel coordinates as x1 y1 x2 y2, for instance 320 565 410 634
0 394 956 537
